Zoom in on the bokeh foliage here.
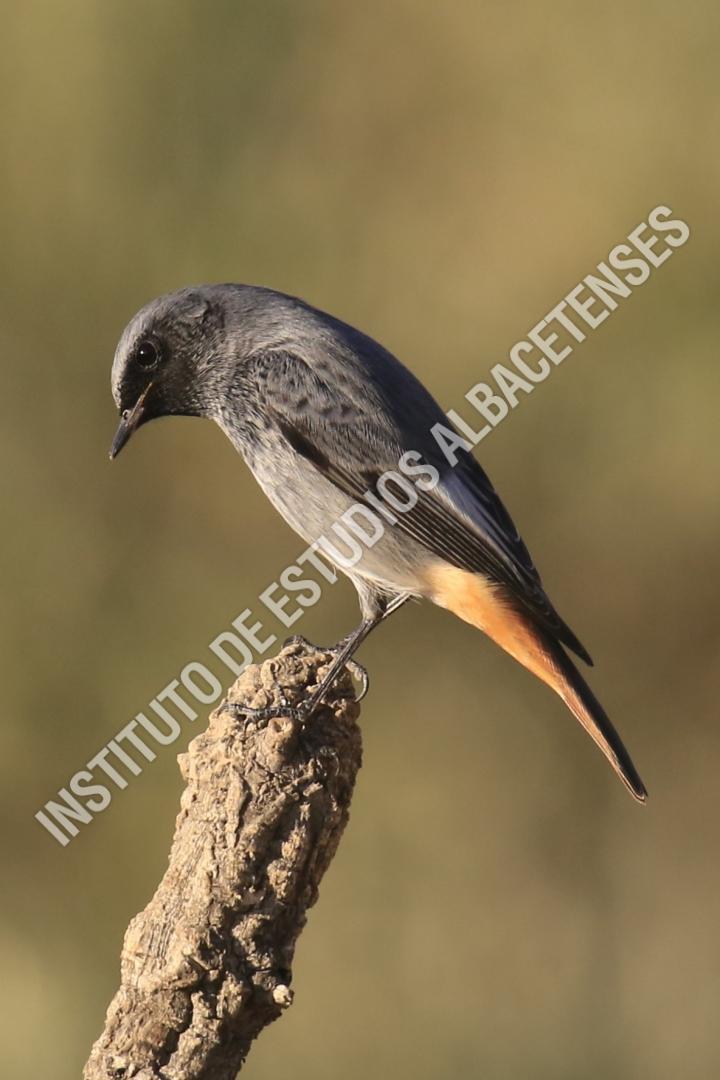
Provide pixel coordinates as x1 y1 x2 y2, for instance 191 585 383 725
2 2 719 1077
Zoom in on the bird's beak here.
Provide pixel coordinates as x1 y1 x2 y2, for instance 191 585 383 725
109 382 154 460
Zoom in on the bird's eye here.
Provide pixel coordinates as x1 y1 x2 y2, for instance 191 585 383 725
135 340 161 369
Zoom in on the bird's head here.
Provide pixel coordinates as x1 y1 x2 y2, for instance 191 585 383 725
109 286 234 459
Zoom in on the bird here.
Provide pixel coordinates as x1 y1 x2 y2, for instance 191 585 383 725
109 283 647 802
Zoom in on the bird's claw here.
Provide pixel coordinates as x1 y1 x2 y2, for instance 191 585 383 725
281 635 369 703
224 696 308 726
282 634 313 650
344 659 369 701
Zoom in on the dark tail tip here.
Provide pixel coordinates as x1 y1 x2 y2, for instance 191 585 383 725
624 769 648 804
549 638 648 805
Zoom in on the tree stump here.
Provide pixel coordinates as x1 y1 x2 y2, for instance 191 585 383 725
84 641 362 1080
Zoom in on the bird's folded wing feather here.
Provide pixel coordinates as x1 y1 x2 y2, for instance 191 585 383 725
251 350 591 663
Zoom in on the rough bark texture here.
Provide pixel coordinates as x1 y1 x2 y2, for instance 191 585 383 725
84 641 362 1080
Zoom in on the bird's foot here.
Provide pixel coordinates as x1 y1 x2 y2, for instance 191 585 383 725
224 695 307 727
224 634 369 727
281 634 370 702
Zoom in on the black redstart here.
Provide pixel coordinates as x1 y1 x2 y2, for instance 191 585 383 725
110 284 646 802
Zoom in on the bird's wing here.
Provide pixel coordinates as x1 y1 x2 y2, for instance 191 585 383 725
251 350 591 663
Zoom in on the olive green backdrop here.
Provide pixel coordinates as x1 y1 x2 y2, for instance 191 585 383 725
2 3 719 1077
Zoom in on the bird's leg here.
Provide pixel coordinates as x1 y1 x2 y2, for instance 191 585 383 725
282 594 411 703
283 631 371 701
377 591 412 621
225 593 411 725
301 614 379 711
225 616 380 726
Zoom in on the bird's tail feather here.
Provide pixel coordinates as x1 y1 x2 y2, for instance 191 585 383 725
542 632 647 802
425 564 647 801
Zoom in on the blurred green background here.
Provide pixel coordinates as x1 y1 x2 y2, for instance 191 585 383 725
2 2 719 1077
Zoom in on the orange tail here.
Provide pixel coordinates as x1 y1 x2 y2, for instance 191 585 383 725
425 565 647 802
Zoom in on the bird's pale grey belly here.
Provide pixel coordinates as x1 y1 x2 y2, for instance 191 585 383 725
223 421 429 594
